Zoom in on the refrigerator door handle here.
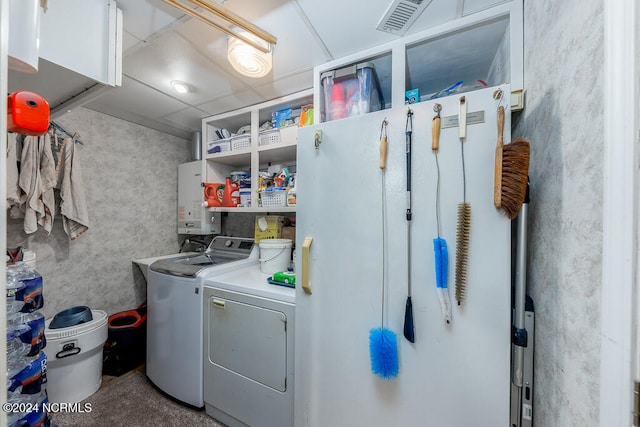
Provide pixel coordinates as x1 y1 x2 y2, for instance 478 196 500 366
301 237 313 294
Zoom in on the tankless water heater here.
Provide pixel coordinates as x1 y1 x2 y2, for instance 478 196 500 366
178 161 221 235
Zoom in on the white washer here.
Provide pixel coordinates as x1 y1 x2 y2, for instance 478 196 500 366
146 236 258 408
203 264 295 427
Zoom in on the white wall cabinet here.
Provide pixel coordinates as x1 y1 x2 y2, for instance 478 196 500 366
201 89 313 213
39 0 122 86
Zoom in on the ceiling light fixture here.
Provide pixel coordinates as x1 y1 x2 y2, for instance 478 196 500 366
162 0 276 53
227 32 272 78
171 80 190 94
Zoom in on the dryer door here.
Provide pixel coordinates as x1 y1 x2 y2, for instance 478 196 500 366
208 295 287 392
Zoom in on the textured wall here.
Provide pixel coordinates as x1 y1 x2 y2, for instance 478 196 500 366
7 107 191 319
513 1 603 425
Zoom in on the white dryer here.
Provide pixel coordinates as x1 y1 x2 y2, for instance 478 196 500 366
146 236 257 408
202 264 295 427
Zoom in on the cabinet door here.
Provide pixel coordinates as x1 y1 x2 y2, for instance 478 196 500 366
295 85 513 427
207 295 288 392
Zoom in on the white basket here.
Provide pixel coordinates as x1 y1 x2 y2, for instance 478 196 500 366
207 139 231 154
231 134 251 151
260 190 287 207
259 129 280 146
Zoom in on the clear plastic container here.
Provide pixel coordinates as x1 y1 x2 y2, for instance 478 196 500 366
320 62 383 122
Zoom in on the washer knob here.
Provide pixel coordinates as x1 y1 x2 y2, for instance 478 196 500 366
225 240 233 247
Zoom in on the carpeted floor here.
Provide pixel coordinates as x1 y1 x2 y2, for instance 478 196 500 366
51 370 226 427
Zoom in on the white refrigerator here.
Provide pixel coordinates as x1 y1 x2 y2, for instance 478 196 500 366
295 85 513 426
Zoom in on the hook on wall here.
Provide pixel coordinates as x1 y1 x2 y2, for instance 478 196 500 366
493 89 506 111
314 130 322 149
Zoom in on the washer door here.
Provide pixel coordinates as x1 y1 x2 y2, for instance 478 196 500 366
208 295 287 392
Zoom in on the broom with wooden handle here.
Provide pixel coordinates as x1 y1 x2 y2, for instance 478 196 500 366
493 106 530 220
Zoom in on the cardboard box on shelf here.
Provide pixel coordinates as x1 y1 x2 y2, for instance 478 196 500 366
281 226 296 244
254 216 284 242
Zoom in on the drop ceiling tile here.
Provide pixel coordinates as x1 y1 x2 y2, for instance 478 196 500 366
84 76 190 120
164 106 209 131
136 118 193 140
296 0 397 59
253 70 313 100
196 89 265 117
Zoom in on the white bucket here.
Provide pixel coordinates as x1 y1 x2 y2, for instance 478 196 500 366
259 239 292 274
44 310 108 403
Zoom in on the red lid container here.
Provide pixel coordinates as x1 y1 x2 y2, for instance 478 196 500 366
7 91 50 136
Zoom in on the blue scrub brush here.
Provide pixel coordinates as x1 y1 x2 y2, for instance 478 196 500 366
369 327 399 379
432 104 452 324
434 237 451 324
369 118 399 380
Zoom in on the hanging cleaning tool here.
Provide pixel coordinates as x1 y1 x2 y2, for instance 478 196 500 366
455 96 471 306
512 180 531 420
403 108 416 343
370 118 399 379
493 90 530 220
432 103 452 324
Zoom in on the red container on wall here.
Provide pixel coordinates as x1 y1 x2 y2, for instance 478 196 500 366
203 183 224 207
7 91 50 136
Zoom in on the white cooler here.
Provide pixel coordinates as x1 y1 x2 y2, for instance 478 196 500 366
44 310 108 403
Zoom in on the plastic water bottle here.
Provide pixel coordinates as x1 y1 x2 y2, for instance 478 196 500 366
7 262 44 313
330 82 346 120
7 390 50 427
8 352 47 395
9 312 46 356
6 276 25 315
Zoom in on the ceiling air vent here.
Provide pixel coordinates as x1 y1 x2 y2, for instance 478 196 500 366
376 0 432 36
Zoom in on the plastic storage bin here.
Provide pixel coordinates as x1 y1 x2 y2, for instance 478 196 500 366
320 62 383 122
44 309 108 403
259 125 297 146
261 189 287 207
207 139 231 154
259 128 281 146
231 134 251 151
